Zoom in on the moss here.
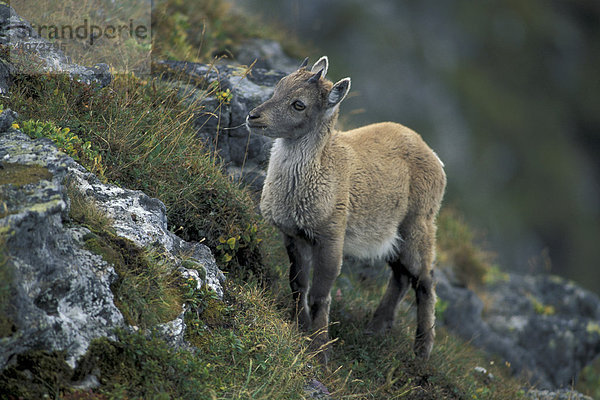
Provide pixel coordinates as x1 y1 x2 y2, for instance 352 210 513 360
527 293 556 316
0 350 73 399
82 229 183 329
586 321 600 336
576 354 600 399
0 163 52 186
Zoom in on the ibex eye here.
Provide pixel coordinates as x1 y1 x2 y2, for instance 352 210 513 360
292 100 306 111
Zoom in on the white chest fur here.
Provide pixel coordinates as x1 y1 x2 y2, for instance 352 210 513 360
260 139 334 237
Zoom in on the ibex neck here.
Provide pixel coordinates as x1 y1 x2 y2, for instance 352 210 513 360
277 122 334 166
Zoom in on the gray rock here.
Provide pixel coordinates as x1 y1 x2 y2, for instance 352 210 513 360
303 378 332 400
436 268 600 390
159 60 287 192
0 4 111 88
0 130 124 369
0 108 17 131
68 164 225 298
527 389 593 400
0 126 224 369
233 38 299 73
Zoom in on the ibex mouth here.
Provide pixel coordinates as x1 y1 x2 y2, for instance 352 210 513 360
245 114 267 130
247 123 267 130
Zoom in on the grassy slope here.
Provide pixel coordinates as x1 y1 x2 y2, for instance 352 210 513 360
2 0 597 398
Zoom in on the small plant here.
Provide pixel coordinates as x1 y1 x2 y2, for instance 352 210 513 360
435 298 450 321
216 88 233 104
20 119 106 180
183 280 227 336
576 354 600 399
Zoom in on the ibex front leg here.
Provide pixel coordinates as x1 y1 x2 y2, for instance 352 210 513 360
284 234 312 331
308 234 343 364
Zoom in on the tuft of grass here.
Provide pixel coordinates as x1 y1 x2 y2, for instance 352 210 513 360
67 183 183 328
9 0 151 73
576 355 600 399
437 208 496 289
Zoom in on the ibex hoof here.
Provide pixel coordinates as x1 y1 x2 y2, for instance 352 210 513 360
414 341 433 361
365 317 393 335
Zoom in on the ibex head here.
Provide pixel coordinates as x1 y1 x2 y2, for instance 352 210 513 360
247 56 351 140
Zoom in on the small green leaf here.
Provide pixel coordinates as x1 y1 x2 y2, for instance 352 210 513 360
227 236 236 250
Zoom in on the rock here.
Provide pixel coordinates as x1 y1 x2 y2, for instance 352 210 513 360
303 378 332 400
0 124 224 369
0 108 17 132
233 38 299 73
526 389 593 400
67 163 225 298
0 130 124 369
0 4 111 88
436 268 600 390
159 60 287 192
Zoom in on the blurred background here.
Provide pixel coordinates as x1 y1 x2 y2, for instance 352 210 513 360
232 0 600 294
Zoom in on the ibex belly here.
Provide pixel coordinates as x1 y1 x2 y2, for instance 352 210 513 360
343 213 403 261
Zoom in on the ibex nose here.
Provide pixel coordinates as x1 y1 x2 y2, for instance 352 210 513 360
247 110 261 120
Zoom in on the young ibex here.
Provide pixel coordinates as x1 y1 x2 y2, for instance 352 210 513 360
246 57 446 361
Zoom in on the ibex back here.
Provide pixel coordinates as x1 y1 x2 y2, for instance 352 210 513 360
247 56 446 362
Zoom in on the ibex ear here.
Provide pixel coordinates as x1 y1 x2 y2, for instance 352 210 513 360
327 78 351 109
298 57 309 69
311 56 328 77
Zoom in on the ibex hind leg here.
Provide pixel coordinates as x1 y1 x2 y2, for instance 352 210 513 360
367 260 411 333
399 216 437 360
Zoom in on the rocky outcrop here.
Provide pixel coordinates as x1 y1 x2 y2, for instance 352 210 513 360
437 268 600 390
0 109 224 370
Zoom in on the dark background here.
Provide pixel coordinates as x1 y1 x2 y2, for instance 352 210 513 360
233 0 600 294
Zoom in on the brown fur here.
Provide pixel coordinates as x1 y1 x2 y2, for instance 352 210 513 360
247 57 446 362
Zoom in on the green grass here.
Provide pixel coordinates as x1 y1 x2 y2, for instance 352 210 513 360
437 208 497 289
576 355 600 399
1 281 314 400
